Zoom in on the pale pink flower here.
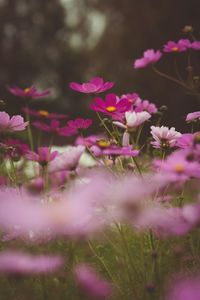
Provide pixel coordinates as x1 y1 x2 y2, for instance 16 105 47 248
114 111 151 146
133 49 162 69
150 125 182 149
154 150 200 182
186 111 200 122
0 251 63 274
49 145 85 172
74 264 113 299
0 111 28 132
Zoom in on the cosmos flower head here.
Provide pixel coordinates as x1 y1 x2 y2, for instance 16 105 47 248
163 39 191 52
114 111 151 131
74 264 113 299
154 149 200 182
0 111 28 132
22 107 67 119
0 251 63 275
150 125 182 149
33 120 62 134
90 144 139 158
90 93 131 119
133 49 162 69
7 86 51 99
186 111 200 122
59 118 93 136
167 275 200 300
69 77 114 94
26 147 58 166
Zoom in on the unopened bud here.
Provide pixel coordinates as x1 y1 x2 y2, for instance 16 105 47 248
182 25 193 34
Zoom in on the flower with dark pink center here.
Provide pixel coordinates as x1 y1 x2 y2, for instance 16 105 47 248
69 77 114 94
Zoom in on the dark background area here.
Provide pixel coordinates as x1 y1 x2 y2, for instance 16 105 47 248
0 0 200 132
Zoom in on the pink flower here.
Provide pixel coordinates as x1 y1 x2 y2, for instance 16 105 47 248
67 118 93 131
22 107 67 119
114 111 151 145
74 264 113 299
186 111 200 122
135 99 158 114
49 145 85 172
69 77 114 94
191 41 200 50
7 86 51 99
176 133 194 149
90 93 131 119
75 135 105 147
33 120 62 134
2 138 29 159
163 39 190 52
133 49 162 69
150 125 182 149
167 276 200 300
154 150 200 182
90 144 139 157
0 111 28 132
59 118 92 136
0 251 63 275
120 93 139 104
26 147 58 165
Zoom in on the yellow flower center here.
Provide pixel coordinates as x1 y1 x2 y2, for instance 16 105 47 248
106 106 117 112
38 110 49 117
174 163 185 173
172 47 179 52
24 88 31 94
97 139 111 148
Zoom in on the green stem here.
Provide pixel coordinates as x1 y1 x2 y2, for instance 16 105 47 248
96 112 116 141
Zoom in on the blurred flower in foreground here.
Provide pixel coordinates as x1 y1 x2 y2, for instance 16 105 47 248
133 49 162 69
7 86 51 99
0 251 63 275
150 125 182 149
0 111 28 132
167 275 200 300
74 264 113 299
69 77 114 94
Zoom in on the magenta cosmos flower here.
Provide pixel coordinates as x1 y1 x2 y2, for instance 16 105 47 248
0 111 28 132
90 93 131 119
167 275 200 300
69 77 114 94
133 49 162 69
7 86 51 99
59 118 93 136
163 39 190 52
26 147 58 165
74 264 113 299
0 251 63 275
90 144 139 157
22 107 67 119
186 111 200 122
150 125 182 149
33 120 63 134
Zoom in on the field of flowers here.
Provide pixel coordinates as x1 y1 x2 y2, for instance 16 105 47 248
0 31 200 300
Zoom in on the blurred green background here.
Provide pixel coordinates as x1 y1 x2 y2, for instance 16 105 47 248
0 0 200 131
